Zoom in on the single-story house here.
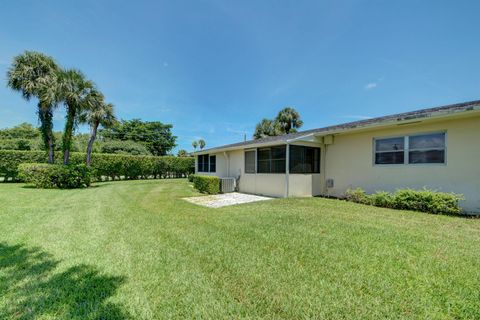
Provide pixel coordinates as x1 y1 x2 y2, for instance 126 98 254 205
194 100 480 213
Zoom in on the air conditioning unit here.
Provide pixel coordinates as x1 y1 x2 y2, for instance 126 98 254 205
220 177 236 193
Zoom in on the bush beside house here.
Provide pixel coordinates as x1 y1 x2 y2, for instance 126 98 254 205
345 187 464 215
191 175 220 194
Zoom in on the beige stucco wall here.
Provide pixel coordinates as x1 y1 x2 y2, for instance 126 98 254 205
288 174 322 197
324 115 480 212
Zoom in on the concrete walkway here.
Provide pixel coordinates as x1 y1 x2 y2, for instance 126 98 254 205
183 192 273 208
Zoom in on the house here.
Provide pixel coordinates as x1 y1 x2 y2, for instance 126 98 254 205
194 100 480 213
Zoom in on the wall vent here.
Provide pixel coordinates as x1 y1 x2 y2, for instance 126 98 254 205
326 178 334 188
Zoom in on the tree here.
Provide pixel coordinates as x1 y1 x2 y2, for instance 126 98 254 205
100 140 150 155
253 118 279 139
198 139 206 150
79 90 116 165
275 107 303 134
0 123 40 139
101 119 177 156
177 149 188 157
192 141 198 151
7 51 61 163
59 69 95 164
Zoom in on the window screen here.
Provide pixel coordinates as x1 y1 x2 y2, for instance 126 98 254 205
374 133 446 165
245 150 256 173
375 137 405 165
209 155 216 172
257 146 286 173
289 146 320 173
408 133 445 164
197 154 209 172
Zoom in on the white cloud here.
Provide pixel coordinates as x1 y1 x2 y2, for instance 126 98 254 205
364 82 377 90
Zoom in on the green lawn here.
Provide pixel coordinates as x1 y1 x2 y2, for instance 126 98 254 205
0 180 479 319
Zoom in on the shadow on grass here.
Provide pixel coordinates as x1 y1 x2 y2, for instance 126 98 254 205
0 243 131 319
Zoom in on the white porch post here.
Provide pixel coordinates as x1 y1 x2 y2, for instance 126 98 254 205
285 143 290 198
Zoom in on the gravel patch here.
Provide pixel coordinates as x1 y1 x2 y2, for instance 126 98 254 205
183 192 273 208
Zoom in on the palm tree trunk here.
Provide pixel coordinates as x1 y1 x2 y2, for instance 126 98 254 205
63 104 76 165
38 103 55 164
86 122 99 166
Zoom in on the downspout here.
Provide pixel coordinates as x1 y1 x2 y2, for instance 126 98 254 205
285 143 290 198
323 144 328 197
223 151 230 176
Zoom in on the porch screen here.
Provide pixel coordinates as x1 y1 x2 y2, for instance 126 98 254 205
289 146 321 173
257 146 286 173
245 150 256 173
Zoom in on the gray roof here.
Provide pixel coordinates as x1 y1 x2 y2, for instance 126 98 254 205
198 100 480 154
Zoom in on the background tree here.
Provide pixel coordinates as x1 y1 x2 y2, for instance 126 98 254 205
198 139 206 150
59 69 95 164
79 91 116 165
101 119 176 156
192 141 198 151
7 51 61 163
0 123 40 140
253 118 279 139
177 149 188 157
275 107 303 134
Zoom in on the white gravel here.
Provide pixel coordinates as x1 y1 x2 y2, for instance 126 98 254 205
183 192 273 208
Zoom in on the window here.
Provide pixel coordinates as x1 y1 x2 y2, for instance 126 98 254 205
197 154 209 172
289 145 320 173
209 155 216 172
245 150 256 173
374 132 446 165
257 146 286 173
408 133 445 164
375 137 405 164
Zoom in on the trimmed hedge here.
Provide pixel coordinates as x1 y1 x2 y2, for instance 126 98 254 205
345 187 464 215
0 150 194 181
191 174 220 194
18 163 91 189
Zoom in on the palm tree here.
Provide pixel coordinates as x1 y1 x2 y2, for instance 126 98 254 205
177 149 188 157
253 118 279 139
192 141 198 151
7 51 61 163
79 90 116 165
198 139 206 150
59 69 95 164
275 107 303 134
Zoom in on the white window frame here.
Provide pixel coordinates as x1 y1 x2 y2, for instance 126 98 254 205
373 131 447 166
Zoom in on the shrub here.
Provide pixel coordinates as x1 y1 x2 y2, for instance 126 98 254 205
188 174 195 183
0 150 195 181
344 187 464 215
392 188 464 215
370 191 395 208
192 175 220 194
345 188 371 205
18 163 91 189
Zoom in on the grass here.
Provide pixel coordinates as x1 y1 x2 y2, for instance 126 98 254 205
0 179 479 319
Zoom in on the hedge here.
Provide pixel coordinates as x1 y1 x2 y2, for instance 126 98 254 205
345 187 464 215
0 150 194 181
18 163 91 189
191 174 220 194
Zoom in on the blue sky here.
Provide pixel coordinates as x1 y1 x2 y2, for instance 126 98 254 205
1 1 479 153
